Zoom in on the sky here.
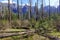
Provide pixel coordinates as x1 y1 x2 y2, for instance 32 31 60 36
0 0 59 8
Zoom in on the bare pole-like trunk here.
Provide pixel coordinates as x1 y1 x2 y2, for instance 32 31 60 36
59 0 60 5
56 0 59 15
8 0 11 28
35 3 37 21
58 0 60 15
35 0 38 21
49 0 50 20
1 3 4 20
36 0 38 21
37 0 38 13
0 3 1 20
41 0 43 20
21 0 23 20
8 0 11 22
17 0 20 19
28 0 32 20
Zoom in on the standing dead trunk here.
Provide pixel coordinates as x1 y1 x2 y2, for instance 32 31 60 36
1 3 4 20
8 0 11 28
49 0 50 20
21 0 23 20
17 0 20 19
40 0 44 23
36 0 39 21
35 2 38 21
8 0 11 22
59 0 60 15
28 0 32 20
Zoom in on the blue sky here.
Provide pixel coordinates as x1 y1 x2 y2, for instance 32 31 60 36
0 0 59 8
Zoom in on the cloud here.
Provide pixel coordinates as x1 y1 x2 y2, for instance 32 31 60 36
1 0 30 6
45 0 59 8
50 0 59 8
1 0 16 4
19 3 30 6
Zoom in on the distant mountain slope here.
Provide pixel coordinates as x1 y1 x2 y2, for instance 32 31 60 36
57 5 60 13
43 6 57 13
0 2 60 14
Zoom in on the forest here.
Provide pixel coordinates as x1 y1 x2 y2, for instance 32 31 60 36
0 0 60 40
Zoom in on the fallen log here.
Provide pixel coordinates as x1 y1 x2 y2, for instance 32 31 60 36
0 30 35 38
35 29 60 40
39 34 60 40
0 32 26 38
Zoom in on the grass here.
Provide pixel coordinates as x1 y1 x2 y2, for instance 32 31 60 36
48 32 60 38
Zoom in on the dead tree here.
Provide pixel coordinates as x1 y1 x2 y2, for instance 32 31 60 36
40 0 44 22
28 0 32 20
35 0 38 21
35 3 39 21
35 3 37 20
21 0 23 20
59 0 60 15
17 0 20 19
8 0 11 22
8 0 12 28
0 3 4 20
49 0 50 20
40 0 44 21
59 0 60 6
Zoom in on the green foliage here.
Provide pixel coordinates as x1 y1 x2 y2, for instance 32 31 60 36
11 13 18 20
11 36 21 40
